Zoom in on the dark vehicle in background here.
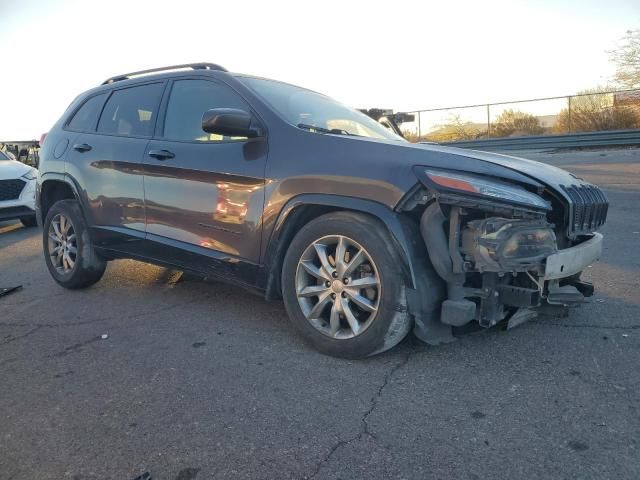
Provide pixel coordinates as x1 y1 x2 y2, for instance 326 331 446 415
36 63 607 358
359 108 415 138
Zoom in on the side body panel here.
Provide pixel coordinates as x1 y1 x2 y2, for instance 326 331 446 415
137 75 269 284
258 129 419 263
36 101 82 224
65 132 148 250
141 138 267 280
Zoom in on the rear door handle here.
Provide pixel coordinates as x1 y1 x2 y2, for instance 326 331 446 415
73 143 92 152
148 149 175 160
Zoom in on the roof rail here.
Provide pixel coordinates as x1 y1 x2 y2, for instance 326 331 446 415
101 63 228 85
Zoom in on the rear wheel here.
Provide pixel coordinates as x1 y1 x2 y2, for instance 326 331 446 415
282 211 412 358
43 200 106 289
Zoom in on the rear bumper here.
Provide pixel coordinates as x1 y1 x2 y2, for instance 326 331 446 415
544 233 603 280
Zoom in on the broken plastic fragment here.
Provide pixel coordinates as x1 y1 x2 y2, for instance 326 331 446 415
0 285 22 298
131 472 152 480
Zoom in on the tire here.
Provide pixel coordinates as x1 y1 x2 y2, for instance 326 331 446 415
20 216 37 228
42 200 106 289
281 211 412 358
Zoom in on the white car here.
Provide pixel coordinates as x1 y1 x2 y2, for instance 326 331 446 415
0 150 37 227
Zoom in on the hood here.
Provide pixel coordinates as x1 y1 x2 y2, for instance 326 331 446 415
320 132 585 195
0 160 33 180
412 143 582 190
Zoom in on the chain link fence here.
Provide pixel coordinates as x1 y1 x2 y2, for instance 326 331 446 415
399 88 640 143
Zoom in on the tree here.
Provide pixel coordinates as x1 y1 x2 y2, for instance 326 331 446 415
491 109 544 137
427 114 483 142
609 29 640 89
402 130 420 142
555 86 640 133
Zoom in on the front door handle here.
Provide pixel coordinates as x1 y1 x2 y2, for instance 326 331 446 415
73 143 92 152
148 149 175 160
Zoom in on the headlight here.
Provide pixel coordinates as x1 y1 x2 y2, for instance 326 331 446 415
501 229 556 259
21 168 37 181
417 168 550 210
462 217 557 272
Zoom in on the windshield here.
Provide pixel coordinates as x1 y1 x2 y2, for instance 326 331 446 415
239 76 406 142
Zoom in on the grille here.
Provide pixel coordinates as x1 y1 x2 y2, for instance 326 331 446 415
0 179 26 201
561 184 608 236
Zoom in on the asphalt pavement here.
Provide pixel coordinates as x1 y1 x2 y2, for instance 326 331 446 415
1 147 639 480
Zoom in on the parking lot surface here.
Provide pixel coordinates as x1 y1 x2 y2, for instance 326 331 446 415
1 148 639 480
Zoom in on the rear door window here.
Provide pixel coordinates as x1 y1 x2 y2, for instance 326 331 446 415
67 93 108 132
97 83 164 137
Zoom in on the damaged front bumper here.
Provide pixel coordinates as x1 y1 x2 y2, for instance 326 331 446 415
544 232 602 280
416 201 604 341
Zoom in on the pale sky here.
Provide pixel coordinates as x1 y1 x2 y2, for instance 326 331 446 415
0 0 638 139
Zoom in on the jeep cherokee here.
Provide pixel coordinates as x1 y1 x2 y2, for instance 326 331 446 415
36 63 607 358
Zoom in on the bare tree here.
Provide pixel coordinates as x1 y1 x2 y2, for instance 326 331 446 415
555 87 640 133
491 109 544 137
609 29 640 89
427 114 482 142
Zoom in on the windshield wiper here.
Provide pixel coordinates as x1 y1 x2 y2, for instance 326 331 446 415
297 123 352 136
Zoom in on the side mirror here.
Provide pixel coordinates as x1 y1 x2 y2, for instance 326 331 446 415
201 108 261 138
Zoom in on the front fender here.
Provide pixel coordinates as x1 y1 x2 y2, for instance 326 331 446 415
260 194 421 296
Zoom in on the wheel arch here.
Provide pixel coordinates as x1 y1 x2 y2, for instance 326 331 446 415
260 194 419 300
38 174 82 224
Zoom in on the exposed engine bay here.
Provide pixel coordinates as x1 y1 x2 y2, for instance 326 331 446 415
399 166 607 342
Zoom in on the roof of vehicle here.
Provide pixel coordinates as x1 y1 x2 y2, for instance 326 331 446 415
101 62 227 85
93 65 328 103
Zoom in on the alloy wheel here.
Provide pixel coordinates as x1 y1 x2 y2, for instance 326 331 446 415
47 213 77 274
295 235 381 339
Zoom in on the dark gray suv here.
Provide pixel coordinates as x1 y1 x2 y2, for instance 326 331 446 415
37 63 607 358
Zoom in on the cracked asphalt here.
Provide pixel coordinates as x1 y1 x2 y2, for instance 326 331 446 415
1 148 639 480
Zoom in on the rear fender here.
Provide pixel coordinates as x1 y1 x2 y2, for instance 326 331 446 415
37 173 83 224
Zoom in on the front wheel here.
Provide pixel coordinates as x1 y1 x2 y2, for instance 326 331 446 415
281 211 412 358
43 200 106 289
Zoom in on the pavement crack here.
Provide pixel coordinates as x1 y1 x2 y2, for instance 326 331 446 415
306 351 412 479
361 351 412 438
0 292 69 306
0 326 42 346
0 296 206 331
51 335 103 358
1 296 211 354
0 318 108 329
547 323 640 330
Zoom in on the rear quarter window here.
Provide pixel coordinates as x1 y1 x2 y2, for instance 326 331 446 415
67 93 108 132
